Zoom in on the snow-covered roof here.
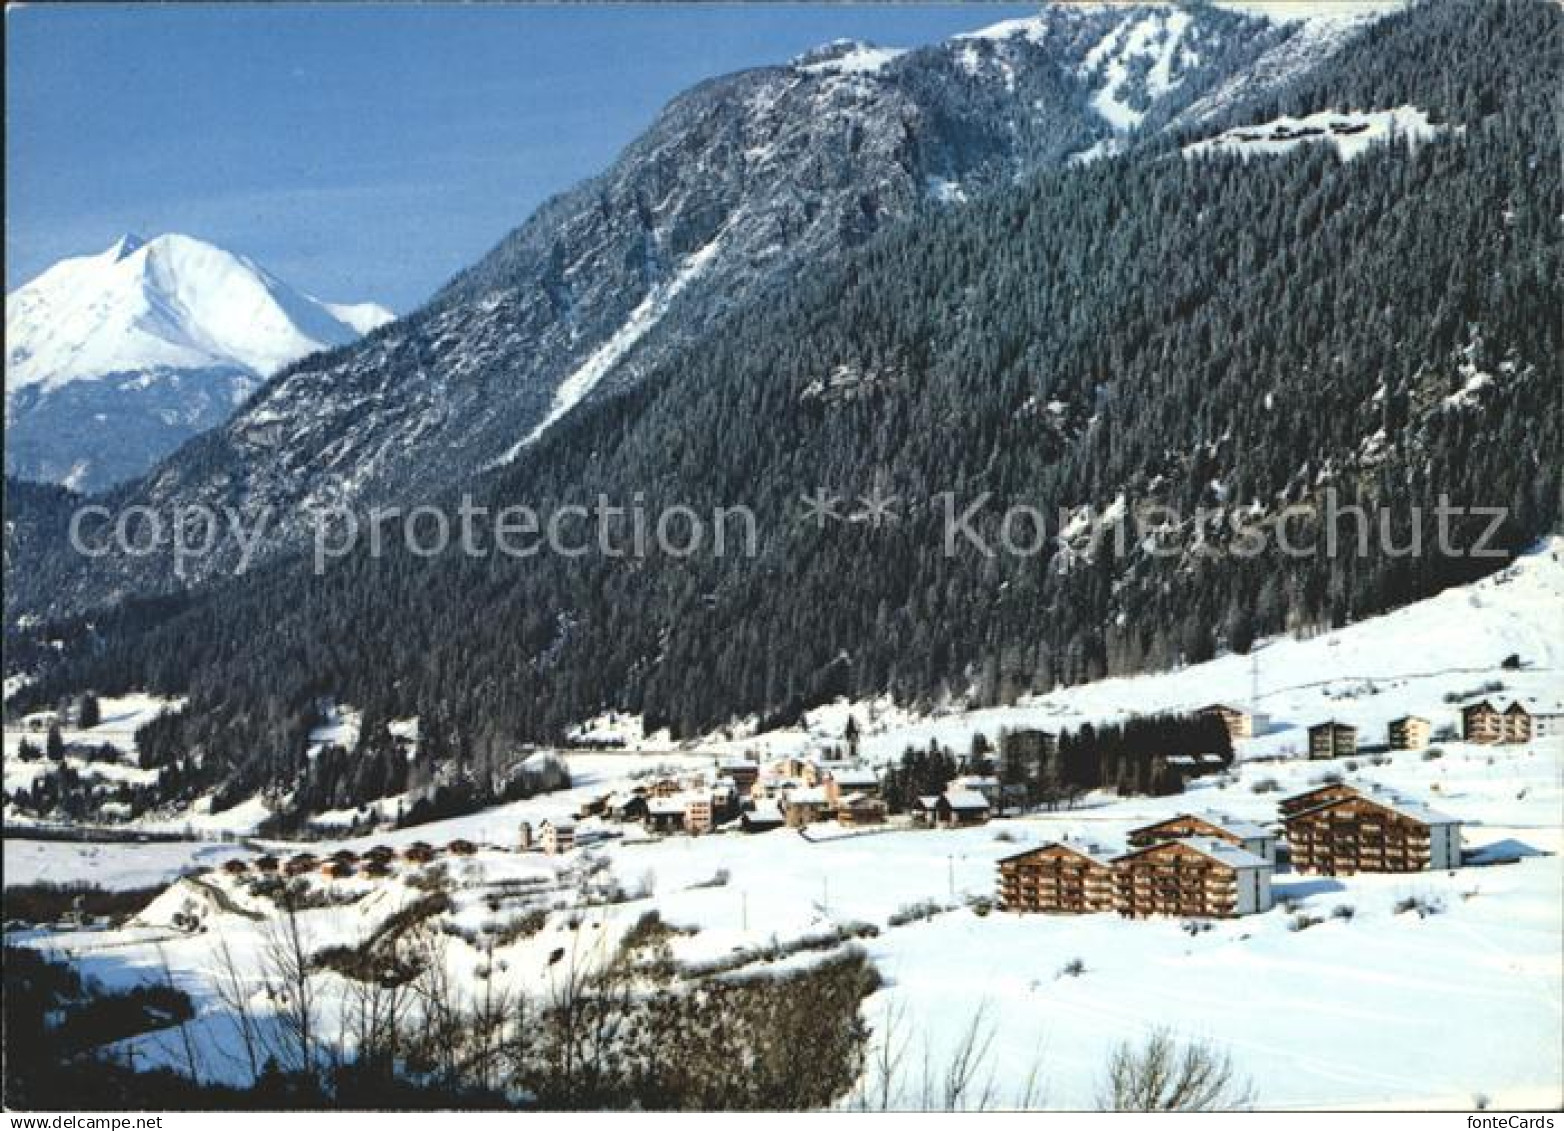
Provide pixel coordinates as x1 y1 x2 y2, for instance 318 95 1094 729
1130 812 1269 841
746 801 784 822
940 789 990 811
543 817 576 832
1177 837 1271 869
788 786 831 805
1000 840 1116 866
914 795 941 810
1200 813 1270 840
1299 791 1459 827
829 767 880 787
1116 837 1269 870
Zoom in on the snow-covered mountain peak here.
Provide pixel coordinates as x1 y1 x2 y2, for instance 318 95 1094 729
5 233 393 491
5 233 390 397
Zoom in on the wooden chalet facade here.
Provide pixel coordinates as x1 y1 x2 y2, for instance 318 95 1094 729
1307 721 1357 759
934 790 991 827
1503 702 1533 743
1387 715 1432 751
836 793 887 827
825 767 882 802
1462 700 1504 743
718 759 760 792
1111 838 1273 919
1461 699 1550 744
1284 794 1460 875
1125 813 1276 863
784 787 832 828
998 843 1116 914
740 802 785 832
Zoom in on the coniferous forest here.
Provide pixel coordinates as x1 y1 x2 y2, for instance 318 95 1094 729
5 1 1560 818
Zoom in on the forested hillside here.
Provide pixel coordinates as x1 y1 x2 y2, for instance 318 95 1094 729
4 2 1306 618
7 1 1560 818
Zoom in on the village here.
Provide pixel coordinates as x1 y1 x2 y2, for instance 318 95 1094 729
195 695 1561 928
6 538 1563 1109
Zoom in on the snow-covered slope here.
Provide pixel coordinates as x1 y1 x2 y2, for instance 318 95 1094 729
4 233 392 491
11 541 1561 1107
1184 106 1445 162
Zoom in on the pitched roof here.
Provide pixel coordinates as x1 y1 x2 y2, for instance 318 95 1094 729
1293 791 1458 826
1114 837 1269 869
940 789 991 811
998 840 1115 867
1128 812 1269 841
829 767 881 787
1309 719 1357 732
788 785 831 805
1280 781 1361 805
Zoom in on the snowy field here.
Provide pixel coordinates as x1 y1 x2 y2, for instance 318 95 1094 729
7 541 1563 1108
2 838 249 893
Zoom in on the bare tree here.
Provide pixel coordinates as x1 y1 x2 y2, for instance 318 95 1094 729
859 1001 1044 1111
937 1002 999 1111
209 932 263 1083
1097 1028 1254 1112
259 883 319 1078
153 943 204 1083
854 997 911 1110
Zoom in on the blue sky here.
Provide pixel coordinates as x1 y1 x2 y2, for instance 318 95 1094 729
7 3 1036 311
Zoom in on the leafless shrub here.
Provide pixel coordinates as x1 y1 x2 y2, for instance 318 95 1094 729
1097 1028 1254 1111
